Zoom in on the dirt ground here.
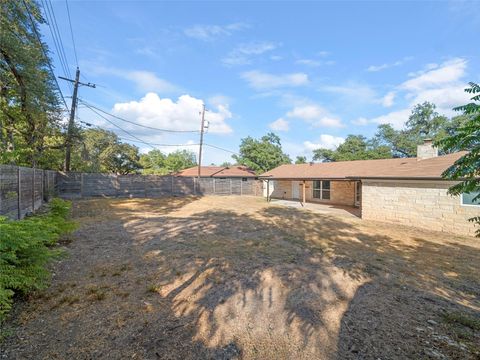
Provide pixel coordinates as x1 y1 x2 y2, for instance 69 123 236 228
1 196 479 359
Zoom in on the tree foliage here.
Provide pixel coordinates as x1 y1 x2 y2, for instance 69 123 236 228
436 82 480 236
233 132 291 172
140 149 197 174
71 128 140 174
0 0 64 168
313 135 392 162
312 102 469 162
295 156 307 164
373 102 466 157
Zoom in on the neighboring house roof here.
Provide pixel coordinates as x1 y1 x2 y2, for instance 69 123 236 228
175 165 257 178
259 152 468 180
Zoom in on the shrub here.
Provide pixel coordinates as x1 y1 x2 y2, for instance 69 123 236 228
0 198 76 321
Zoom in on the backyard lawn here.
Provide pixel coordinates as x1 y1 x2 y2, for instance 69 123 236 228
2 196 479 359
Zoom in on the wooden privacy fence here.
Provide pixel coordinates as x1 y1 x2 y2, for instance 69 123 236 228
0 165 58 220
57 172 263 198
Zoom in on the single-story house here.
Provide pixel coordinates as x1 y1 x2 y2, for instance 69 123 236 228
175 165 257 179
259 140 479 236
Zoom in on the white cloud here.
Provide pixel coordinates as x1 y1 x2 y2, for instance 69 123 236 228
400 58 467 91
112 93 233 135
286 104 344 128
351 117 369 126
241 70 309 90
295 58 335 67
184 23 249 41
80 63 178 94
296 59 322 67
269 118 289 131
366 56 413 72
124 71 178 93
304 135 345 151
362 57 471 129
368 108 412 129
222 42 278 66
382 91 395 107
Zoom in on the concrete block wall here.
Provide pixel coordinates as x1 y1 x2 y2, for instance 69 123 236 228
361 180 479 237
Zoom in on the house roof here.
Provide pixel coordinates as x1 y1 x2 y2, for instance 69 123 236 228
175 165 257 178
259 152 468 180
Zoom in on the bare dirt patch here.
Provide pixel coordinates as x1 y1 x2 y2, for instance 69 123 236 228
2 196 479 359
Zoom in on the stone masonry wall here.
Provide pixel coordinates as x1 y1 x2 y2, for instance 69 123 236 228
361 180 479 237
269 180 356 206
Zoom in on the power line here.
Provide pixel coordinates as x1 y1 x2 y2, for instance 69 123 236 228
204 143 238 155
43 1 72 77
40 0 73 92
64 0 78 67
22 0 69 112
119 137 200 147
79 120 198 148
81 102 155 149
78 99 200 133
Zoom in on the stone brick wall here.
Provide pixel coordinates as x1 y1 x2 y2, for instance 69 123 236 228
305 180 355 206
361 180 479 237
269 180 292 199
269 180 356 206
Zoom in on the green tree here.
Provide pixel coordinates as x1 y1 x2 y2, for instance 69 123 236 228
70 128 140 174
233 132 291 172
139 149 167 174
0 0 64 168
295 156 307 164
99 143 140 175
436 82 480 236
313 135 392 162
374 102 461 157
164 149 197 173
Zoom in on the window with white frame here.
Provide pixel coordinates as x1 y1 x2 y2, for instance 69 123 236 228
313 180 330 200
462 191 480 206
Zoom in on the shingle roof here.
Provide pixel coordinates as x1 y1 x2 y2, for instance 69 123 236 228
175 166 256 178
259 152 467 180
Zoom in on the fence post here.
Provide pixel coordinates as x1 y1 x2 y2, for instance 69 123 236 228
80 173 84 198
41 169 44 202
230 179 232 195
31 167 35 214
240 179 242 196
17 167 21 219
171 176 174 195
193 177 196 195
144 175 147 198
213 178 216 195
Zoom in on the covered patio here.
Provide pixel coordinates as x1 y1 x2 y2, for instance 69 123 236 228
269 198 361 218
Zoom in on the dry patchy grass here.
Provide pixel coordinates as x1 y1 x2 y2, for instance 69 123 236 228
2 196 479 359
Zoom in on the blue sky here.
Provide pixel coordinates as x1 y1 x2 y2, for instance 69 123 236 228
44 0 480 165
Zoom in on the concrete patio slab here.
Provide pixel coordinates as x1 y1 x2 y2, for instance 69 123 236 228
269 199 361 218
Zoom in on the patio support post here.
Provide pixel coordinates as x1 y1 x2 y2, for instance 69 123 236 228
266 180 270 202
302 180 306 206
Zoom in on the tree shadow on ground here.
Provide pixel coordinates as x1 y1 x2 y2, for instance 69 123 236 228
116 202 480 359
3 197 479 359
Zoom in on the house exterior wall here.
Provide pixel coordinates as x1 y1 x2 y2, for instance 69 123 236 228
268 180 356 206
361 180 479 237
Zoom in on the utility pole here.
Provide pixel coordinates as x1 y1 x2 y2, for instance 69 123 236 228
197 104 206 178
59 67 95 171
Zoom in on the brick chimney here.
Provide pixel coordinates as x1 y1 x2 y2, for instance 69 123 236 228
417 139 438 160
